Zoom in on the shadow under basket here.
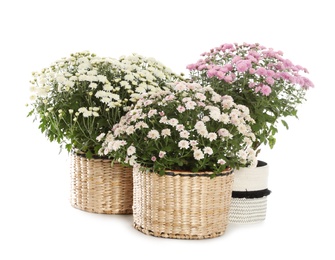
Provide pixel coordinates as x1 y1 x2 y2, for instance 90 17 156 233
70 152 133 214
132 166 234 239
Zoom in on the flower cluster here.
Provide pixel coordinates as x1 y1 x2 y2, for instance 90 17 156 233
98 81 257 176
27 51 183 157
187 43 314 154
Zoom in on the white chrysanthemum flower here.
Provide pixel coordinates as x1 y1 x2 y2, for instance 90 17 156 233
124 74 135 81
97 75 107 83
83 110 93 117
238 149 248 160
147 130 160 140
126 126 135 135
161 128 171 137
78 107 87 113
217 159 226 165
197 128 208 137
179 130 190 139
92 112 99 117
109 140 127 151
127 146 136 156
89 83 98 89
56 75 66 84
185 100 197 110
103 84 113 91
175 124 185 131
217 128 232 138
211 93 221 103
96 133 106 142
194 121 205 130
189 140 198 147
168 118 178 126
208 107 221 121
237 124 247 134
87 70 97 76
207 132 217 141
219 113 230 123
110 94 120 100
148 109 157 118
174 82 187 91
222 97 234 109
159 151 166 158
120 81 129 86
195 92 206 101
178 140 190 149
193 149 204 160
202 116 210 122
203 147 213 155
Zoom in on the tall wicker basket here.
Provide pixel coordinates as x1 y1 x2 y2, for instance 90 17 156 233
132 166 234 239
70 152 133 214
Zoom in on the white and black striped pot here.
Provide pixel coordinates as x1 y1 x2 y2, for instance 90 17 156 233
229 161 271 224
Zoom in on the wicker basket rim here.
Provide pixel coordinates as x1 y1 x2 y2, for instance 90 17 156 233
71 150 110 160
161 168 233 177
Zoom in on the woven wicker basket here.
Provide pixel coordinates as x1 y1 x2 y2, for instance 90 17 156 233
70 152 133 214
133 166 234 239
229 160 271 224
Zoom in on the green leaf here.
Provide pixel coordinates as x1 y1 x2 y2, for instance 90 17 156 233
268 136 276 149
86 150 93 159
281 120 289 130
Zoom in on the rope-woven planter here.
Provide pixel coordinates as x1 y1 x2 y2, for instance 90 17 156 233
70 152 133 214
229 160 271 224
133 166 234 239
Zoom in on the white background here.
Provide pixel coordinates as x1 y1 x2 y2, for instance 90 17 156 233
1 0 334 259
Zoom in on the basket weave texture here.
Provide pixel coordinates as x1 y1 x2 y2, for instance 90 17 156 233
70 153 133 214
133 167 234 239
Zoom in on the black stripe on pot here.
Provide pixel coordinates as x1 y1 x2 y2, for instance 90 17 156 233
257 160 267 167
164 169 234 177
232 189 271 199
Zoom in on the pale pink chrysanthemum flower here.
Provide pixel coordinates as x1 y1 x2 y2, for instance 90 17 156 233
236 60 251 73
147 130 160 140
217 159 226 165
161 128 171 137
178 140 190 149
159 151 166 158
168 118 179 126
203 147 213 155
260 84 271 96
185 100 197 110
175 124 185 131
207 68 217 78
193 149 205 161
265 76 275 86
194 121 205 130
127 146 136 156
180 130 190 139
207 132 217 141
189 140 198 147
177 105 186 113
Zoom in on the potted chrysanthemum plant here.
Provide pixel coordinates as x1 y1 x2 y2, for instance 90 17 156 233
98 81 257 239
27 51 183 214
186 42 314 223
